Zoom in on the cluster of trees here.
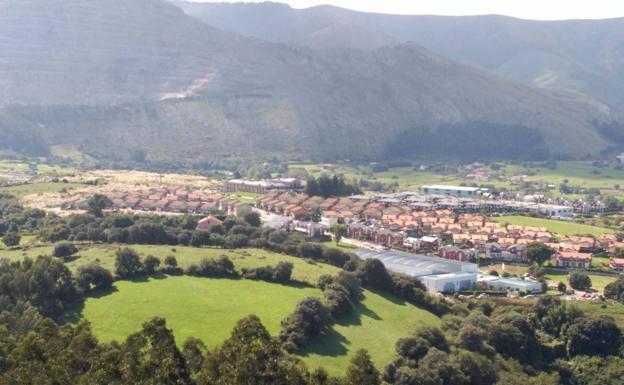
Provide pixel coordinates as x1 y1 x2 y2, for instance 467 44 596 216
305 175 361 198
604 277 624 303
241 261 294 283
383 295 623 385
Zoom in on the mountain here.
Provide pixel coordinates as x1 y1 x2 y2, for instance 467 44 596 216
0 0 618 164
174 2 624 113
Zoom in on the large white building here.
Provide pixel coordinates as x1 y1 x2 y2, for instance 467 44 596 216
354 249 479 293
421 272 477 293
421 185 489 197
478 275 542 293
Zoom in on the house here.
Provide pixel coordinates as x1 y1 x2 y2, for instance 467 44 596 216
439 246 475 262
598 233 618 247
610 258 624 272
607 242 624 255
553 251 592 268
196 216 223 231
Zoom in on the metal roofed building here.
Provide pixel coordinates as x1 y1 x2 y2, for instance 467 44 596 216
478 274 543 293
421 272 478 293
421 185 490 197
355 249 478 277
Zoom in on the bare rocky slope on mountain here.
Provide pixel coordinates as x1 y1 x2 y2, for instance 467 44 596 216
0 0 617 163
175 2 624 114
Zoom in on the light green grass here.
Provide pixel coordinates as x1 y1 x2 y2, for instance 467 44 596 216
0 160 77 175
493 216 614 237
69 276 321 348
0 181 83 198
511 162 624 190
301 289 439 375
576 300 624 328
543 271 618 293
229 191 261 204
0 245 339 286
484 263 529 277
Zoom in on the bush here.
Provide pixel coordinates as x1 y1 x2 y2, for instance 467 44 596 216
568 271 592 291
280 297 331 352
186 256 237 278
53 241 78 259
241 262 293 283
76 263 113 293
323 248 351 267
114 247 144 278
224 234 249 249
143 255 161 275
297 243 323 260
604 278 624 303
2 231 21 247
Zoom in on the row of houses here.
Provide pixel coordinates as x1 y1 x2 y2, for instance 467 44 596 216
65 188 249 216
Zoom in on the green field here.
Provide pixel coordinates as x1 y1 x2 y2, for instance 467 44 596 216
69 275 439 376
543 270 618 292
301 289 439 374
0 159 77 175
508 162 624 190
0 181 83 198
493 216 614 237
68 276 321 349
0 245 340 286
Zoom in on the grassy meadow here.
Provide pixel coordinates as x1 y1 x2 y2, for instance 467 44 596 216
0 245 340 286
68 276 321 349
301 289 439 374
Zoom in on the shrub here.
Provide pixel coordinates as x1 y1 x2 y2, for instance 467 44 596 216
143 255 161 275
53 241 78 259
76 263 113 293
114 247 144 278
568 271 592 291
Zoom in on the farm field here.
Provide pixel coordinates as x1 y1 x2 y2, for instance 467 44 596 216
493 215 614 237
0 181 83 198
68 276 321 349
0 245 340 286
301 289 439 375
506 162 624 190
0 160 77 175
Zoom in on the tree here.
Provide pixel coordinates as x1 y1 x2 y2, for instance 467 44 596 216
358 258 393 291
76 263 113 293
330 224 347 245
566 316 622 357
242 211 261 227
310 208 322 223
345 349 380 385
604 278 624 303
87 194 112 217
525 242 554 266
568 271 592 291
305 177 320 197
115 247 143 278
143 255 160 275
558 281 567 293
53 241 78 259
2 231 20 247
199 315 307 385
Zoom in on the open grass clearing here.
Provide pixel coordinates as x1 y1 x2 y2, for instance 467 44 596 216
544 271 618 293
493 215 614 237
301 289 439 374
0 245 340 286
0 181 83 198
67 276 321 349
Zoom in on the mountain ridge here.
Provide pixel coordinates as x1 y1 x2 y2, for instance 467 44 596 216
0 0 618 163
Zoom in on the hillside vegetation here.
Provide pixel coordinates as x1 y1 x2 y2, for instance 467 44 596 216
0 0 617 163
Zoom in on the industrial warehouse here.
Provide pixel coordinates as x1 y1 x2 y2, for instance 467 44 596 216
354 249 542 294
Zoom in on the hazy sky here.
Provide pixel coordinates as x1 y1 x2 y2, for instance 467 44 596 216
192 0 624 20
